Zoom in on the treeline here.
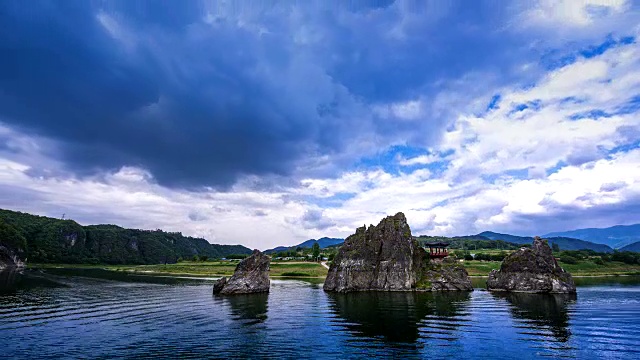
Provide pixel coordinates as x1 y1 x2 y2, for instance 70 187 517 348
415 236 524 251
0 209 251 265
449 248 640 265
555 249 640 265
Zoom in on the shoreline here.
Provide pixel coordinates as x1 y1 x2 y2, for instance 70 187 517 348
26 263 640 279
26 264 329 279
469 274 639 278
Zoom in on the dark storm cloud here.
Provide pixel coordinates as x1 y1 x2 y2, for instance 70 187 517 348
0 1 559 189
0 1 367 188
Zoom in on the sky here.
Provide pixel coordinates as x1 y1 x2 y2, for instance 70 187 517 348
1 0 639 250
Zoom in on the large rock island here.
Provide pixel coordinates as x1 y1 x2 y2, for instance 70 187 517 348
213 249 270 295
487 237 576 293
323 212 472 292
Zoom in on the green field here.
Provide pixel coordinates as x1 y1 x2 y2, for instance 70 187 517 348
31 257 640 279
461 259 640 276
32 261 329 278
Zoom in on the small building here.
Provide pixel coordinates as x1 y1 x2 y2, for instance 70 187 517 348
425 242 449 258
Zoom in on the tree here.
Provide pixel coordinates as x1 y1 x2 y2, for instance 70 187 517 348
552 243 560 252
312 242 320 261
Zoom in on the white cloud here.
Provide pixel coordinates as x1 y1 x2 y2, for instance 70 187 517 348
434 40 640 180
374 99 425 121
2 6 639 251
523 0 629 27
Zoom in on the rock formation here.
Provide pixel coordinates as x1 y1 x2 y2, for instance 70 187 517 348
0 244 25 270
213 249 270 295
487 236 576 293
323 212 472 292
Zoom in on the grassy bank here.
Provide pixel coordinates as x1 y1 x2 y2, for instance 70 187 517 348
461 259 640 276
32 261 329 278
30 258 640 278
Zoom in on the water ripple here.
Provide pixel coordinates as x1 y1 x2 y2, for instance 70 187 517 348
1 271 640 359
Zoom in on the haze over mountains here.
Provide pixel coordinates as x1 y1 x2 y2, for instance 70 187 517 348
270 224 640 253
544 224 640 249
477 232 613 253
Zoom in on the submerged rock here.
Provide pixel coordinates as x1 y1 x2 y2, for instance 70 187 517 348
323 212 472 292
213 250 270 295
487 237 576 293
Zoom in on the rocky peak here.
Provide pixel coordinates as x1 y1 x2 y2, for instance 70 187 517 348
487 236 575 293
323 212 472 292
213 249 270 295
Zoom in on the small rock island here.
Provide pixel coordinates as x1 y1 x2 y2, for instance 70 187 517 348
487 236 576 293
213 249 270 295
323 212 472 292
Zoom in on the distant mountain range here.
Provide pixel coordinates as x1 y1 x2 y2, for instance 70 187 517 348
267 224 640 254
264 237 344 254
620 241 640 252
543 224 640 249
477 231 614 253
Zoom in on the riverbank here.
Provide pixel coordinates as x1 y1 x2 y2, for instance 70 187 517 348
462 260 640 276
29 259 640 278
30 261 330 278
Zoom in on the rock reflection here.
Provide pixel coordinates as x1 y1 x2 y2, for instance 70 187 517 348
493 292 576 342
327 291 471 343
222 293 269 324
0 268 23 293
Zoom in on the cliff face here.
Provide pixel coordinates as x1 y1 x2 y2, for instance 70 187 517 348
213 250 270 295
0 219 27 270
0 245 25 270
487 237 576 293
323 213 472 292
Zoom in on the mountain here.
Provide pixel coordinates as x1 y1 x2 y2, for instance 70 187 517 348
297 237 344 248
476 231 532 244
265 237 344 254
545 237 613 253
620 241 640 252
544 224 640 249
475 231 613 252
0 208 252 264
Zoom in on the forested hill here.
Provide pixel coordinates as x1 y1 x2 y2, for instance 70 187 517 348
620 241 640 252
0 209 252 265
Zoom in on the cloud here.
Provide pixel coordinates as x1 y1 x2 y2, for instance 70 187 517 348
3 1 517 189
523 0 629 27
288 209 336 231
0 2 638 249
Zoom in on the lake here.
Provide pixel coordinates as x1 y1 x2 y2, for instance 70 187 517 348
1 269 639 359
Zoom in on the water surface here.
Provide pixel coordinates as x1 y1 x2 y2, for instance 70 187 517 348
1 269 639 359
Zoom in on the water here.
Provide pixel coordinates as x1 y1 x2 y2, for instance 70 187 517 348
1 269 639 359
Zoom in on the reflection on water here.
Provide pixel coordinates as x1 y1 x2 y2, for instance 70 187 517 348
327 291 471 343
473 275 640 289
0 269 23 293
0 269 66 294
219 293 269 324
42 267 214 286
1 270 639 359
492 292 576 342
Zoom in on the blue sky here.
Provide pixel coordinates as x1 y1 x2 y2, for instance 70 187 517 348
0 0 639 249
